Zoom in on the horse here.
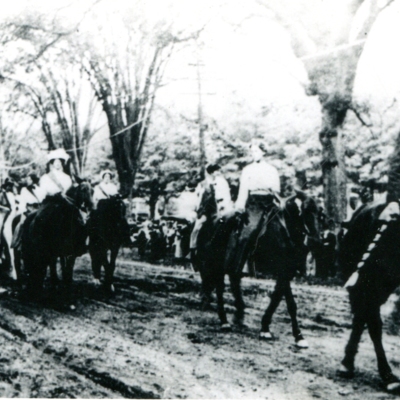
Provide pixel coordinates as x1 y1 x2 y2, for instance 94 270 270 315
337 200 400 392
88 195 130 292
197 190 321 347
21 178 92 308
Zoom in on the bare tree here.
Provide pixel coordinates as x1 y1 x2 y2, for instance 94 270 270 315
71 0 202 194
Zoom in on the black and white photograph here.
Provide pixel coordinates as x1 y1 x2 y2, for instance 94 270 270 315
0 0 400 398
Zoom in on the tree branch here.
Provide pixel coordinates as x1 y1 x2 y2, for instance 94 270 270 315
349 106 372 127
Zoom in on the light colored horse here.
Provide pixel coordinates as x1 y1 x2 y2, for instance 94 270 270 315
0 189 19 280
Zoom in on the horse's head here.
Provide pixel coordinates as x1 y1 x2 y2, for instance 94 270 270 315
68 176 93 212
288 190 321 249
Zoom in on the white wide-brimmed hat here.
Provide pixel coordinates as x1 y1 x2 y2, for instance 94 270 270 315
47 148 70 162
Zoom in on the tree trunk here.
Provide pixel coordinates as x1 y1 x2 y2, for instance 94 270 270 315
109 123 137 196
305 45 362 225
387 130 400 202
319 102 348 224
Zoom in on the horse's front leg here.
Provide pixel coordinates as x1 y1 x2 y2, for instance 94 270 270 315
89 248 102 287
26 259 46 302
367 306 400 392
283 280 308 348
61 255 76 310
49 259 59 287
104 247 119 293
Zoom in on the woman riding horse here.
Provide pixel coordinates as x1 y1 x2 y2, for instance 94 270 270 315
88 169 130 291
21 148 91 306
11 173 40 280
92 169 119 209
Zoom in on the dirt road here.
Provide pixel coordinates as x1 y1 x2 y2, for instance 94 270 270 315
0 253 399 399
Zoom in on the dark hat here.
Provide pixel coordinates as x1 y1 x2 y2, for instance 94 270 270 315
101 169 115 179
2 177 15 190
250 139 267 153
206 164 221 175
29 173 39 185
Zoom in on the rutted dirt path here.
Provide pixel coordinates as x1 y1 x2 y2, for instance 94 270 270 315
0 253 399 399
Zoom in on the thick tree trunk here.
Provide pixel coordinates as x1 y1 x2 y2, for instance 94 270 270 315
387 130 400 202
109 123 136 196
319 103 348 224
305 47 362 225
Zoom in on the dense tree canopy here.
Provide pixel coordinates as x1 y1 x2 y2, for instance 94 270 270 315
0 0 399 221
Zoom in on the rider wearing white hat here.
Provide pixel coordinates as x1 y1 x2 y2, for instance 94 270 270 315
37 148 72 202
229 139 282 273
92 169 119 209
235 139 280 212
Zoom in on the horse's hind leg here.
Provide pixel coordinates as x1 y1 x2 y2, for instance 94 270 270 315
229 272 245 326
216 272 229 329
61 256 76 309
284 281 308 347
367 307 400 391
339 311 365 377
260 280 284 339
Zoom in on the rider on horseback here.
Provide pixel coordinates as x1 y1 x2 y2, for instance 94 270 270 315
89 169 131 247
37 148 87 256
189 164 233 268
11 174 40 251
231 139 281 275
36 148 72 201
92 170 119 209
18 173 40 213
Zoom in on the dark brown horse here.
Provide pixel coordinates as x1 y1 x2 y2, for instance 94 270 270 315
338 200 400 392
197 190 321 347
21 179 92 308
88 196 130 292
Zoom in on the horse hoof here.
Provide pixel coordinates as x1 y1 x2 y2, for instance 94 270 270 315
92 278 101 287
232 315 245 327
221 323 231 331
337 364 354 379
386 382 400 393
384 374 400 393
295 338 309 349
259 331 274 341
